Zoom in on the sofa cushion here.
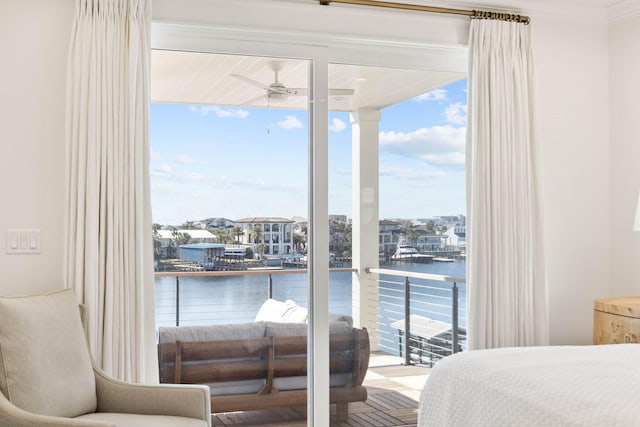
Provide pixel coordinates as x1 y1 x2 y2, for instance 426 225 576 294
76 412 208 427
207 379 266 396
0 289 97 418
264 320 353 337
329 312 354 328
255 299 308 323
274 373 352 391
158 322 266 343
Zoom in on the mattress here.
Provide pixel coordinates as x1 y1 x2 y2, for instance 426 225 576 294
419 344 640 426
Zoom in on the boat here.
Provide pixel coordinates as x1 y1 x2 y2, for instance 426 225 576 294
391 241 434 264
433 257 455 263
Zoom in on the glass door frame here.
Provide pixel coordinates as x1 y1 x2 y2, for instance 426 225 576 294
151 22 468 426
151 27 331 425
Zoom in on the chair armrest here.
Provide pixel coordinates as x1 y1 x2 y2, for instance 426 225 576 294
0 391 113 427
93 367 211 426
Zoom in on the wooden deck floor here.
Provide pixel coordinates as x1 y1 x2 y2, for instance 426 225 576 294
211 353 431 427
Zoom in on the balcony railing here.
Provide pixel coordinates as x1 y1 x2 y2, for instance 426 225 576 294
154 266 466 365
155 268 356 327
366 267 466 366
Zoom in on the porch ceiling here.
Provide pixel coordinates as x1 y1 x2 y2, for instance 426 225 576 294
151 50 466 112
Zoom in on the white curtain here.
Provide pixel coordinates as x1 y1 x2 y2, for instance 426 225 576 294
466 19 548 350
64 0 157 383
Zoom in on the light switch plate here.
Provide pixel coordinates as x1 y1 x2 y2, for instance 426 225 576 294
6 229 40 254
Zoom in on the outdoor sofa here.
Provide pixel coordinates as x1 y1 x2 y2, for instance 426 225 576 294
158 299 370 421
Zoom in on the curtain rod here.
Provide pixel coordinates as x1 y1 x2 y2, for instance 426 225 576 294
318 0 530 24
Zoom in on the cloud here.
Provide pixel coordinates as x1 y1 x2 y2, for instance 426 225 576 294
444 102 467 125
379 125 465 168
153 164 173 175
329 118 346 132
277 115 303 130
151 164 206 183
380 166 446 180
183 172 206 183
414 88 447 102
419 152 466 167
175 154 195 165
189 105 249 119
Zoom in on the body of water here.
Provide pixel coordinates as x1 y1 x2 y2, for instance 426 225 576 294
155 260 466 329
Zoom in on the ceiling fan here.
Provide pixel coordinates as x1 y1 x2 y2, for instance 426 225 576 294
231 61 354 105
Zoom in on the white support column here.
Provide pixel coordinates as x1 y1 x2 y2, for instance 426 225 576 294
351 108 381 351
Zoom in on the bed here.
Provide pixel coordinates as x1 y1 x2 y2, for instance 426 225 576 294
418 344 640 426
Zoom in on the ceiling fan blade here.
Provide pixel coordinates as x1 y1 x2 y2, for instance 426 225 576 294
287 88 354 97
230 74 269 90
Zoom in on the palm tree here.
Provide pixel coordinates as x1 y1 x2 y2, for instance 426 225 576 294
338 221 352 256
170 227 191 258
401 221 418 246
425 220 436 233
330 219 352 256
152 223 163 262
181 221 197 230
251 224 263 259
293 231 306 253
232 225 244 243
251 224 263 244
212 227 231 244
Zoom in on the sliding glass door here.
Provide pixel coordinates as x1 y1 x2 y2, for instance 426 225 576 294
151 21 467 427
150 33 331 425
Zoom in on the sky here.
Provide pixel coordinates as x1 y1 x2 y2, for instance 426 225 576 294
150 78 467 226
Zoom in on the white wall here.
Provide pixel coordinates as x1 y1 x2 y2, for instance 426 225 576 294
0 0 623 345
609 15 640 298
533 16 611 344
0 0 73 295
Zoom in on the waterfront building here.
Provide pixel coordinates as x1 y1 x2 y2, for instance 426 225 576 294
329 214 348 223
179 242 226 269
235 217 295 256
379 220 402 256
415 232 443 252
445 224 466 250
156 229 216 258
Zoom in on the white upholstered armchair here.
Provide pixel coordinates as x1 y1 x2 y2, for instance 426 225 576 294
0 289 211 427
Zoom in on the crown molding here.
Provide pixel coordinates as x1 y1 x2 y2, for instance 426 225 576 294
608 0 640 23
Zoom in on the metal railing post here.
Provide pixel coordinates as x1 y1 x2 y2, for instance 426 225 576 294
452 282 459 354
175 276 180 327
268 274 273 299
404 276 412 365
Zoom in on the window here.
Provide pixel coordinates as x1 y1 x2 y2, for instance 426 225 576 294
151 24 466 424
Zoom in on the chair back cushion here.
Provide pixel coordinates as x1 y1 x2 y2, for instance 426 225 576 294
0 289 97 417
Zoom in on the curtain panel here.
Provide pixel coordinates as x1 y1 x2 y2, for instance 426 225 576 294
64 0 157 382
466 19 549 349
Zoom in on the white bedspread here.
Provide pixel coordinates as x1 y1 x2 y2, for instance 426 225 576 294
419 344 640 426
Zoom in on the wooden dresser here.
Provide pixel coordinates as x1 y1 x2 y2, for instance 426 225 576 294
593 296 640 344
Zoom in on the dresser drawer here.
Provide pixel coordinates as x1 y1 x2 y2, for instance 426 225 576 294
593 297 640 345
